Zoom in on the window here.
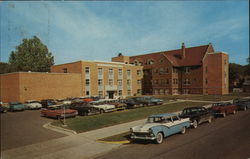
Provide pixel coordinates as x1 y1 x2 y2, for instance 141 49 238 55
85 67 90 74
118 69 122 76
98 91 103 97
184 67 190 73
63 68 67 73
118 79 122 86
109 68 113 75
127 70 131 76
206 78 208 85
118 90 122 96
127 80 131 85
127 90 131 96
159 68 165 75
98 79 103 85
137 70 141 75
85 79 90 86
137 89 142 94
86 91 90 96
173 68 178 73
166 67 169 74
159 59 164 63
98 68 103 75
137 80 141 85
173 78 178 84
108 79 113 85
161 79 165 85
147 59 154 65
224 59 227 65
205 66 208 74
184 79 191 85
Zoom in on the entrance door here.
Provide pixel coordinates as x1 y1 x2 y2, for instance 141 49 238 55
108 91 114 99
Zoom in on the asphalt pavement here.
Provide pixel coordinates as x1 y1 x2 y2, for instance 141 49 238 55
96 110 250 159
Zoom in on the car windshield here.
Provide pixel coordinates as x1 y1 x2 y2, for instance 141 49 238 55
212 103 224 107
182 108 199 114
147 117 171 123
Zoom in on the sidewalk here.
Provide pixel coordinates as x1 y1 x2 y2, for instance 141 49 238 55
1 100 218 159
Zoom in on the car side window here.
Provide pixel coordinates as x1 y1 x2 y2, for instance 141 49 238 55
172 116 179 121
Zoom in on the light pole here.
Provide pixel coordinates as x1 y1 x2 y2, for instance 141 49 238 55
62 104 67 127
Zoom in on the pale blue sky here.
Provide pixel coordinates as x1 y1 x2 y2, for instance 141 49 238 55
0 1 249 65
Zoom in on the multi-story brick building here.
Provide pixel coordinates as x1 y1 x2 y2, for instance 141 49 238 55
0 60 143 103
51 60 143 99
112 43 229 95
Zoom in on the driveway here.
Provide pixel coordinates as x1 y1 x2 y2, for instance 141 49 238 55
1 110 66 150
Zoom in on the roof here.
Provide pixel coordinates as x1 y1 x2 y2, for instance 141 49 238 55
149 113 177 118
130 44 212 67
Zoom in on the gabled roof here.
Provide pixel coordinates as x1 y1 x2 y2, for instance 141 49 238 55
130 44 212 67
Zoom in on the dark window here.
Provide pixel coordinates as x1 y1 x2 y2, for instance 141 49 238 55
63 68 67 73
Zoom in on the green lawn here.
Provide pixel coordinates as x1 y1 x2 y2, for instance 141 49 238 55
52 101 207 133
154 92 249 102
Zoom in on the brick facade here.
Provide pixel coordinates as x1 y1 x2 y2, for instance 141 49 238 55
112 43 229 95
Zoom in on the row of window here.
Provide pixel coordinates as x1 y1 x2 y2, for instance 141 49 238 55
85 79 141 86
152 79 192 85
63 67 142 76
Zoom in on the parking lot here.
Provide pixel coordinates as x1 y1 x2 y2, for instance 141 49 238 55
1 110 66 150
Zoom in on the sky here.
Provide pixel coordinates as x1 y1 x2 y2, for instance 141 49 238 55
0 1 249 65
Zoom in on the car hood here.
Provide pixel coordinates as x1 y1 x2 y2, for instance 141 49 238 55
131 123 160 133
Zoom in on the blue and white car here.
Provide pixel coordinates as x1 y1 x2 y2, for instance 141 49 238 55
130 113 190 144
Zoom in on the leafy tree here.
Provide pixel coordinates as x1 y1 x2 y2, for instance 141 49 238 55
8 36 54 72
0 62 11 74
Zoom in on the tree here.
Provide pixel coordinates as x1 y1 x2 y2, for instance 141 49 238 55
0 62 11 74
9 36 54 72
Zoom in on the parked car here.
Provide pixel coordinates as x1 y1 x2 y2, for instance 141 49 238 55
130 113 190 144
56 99 72 105
40 104 78 119
9 102 25 112
89 101 116 113
233 98 250 111
124 98 143 109
24 100 42 110
41 99 57 108
179 106 213 128
0 102 8 113
70 101 100 116
99 99 127 111
134 96 163 106
211 102 237 117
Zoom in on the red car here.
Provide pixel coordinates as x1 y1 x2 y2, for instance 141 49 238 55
211 102 237 117
41 105 78 119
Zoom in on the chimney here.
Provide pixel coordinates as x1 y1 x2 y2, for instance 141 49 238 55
181 42 185 59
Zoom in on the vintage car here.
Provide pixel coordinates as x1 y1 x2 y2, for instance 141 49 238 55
211 102 237 117
125 98 144 109
233 98 250 111
179 106 213 128
9 102 25 112
130 113 190 144
24 100 42 110
41 99 57 108
134 96 163 106
56 99 72 105
89 101 116 113
40 104 78 119
99 99 127 111
0 102 8 113
70 101 100 116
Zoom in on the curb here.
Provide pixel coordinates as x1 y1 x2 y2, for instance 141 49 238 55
43 122 77 135
97 140 131 144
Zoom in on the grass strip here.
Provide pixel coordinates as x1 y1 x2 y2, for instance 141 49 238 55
52 101 207 133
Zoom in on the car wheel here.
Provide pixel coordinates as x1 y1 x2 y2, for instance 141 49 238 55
208 117 212 123
222 112 226 117
192 120 198 128
100 109 104 114
232 110 236 115
180 127 186 134
155 132 163 144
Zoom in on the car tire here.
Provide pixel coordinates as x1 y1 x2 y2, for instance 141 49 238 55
180 127 186 134
155 132 163 144
222 112 226 118
192 120 198 128
100 109 104 114
208 117 212 123
232 110 236 115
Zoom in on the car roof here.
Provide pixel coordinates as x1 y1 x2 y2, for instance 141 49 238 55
183 106 204 110
149 113 177 118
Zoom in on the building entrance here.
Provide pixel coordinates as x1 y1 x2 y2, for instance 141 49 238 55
108 91 115 99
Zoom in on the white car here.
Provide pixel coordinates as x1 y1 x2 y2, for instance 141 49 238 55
24 100 42 110
89 101 116 113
